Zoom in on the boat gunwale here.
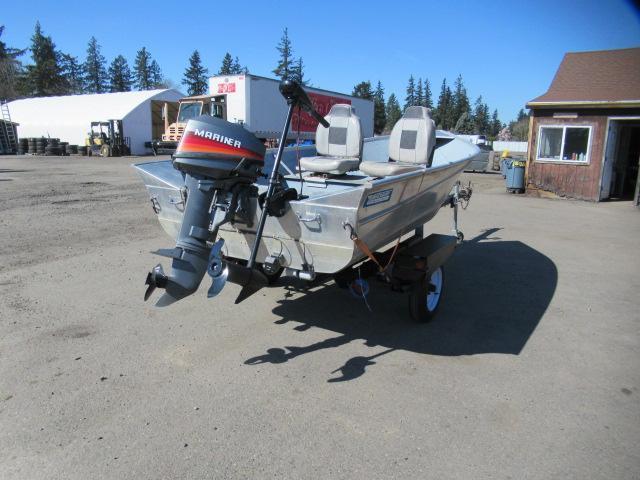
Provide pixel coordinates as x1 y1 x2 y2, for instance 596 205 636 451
358 161 468 226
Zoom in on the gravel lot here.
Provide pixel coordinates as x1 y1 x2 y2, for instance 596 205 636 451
1 155 638 479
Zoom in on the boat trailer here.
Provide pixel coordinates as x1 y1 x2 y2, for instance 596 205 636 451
332 181 472 322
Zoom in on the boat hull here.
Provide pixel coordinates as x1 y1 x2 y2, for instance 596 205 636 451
134 137 475 274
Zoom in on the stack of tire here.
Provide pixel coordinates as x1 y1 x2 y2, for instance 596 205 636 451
17 138 29 155
67 144 79 155
77 146 88 156
44 138 62 156
27 138 37 154
35 137 46 155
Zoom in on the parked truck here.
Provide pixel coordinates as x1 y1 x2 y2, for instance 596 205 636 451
151 74 374 154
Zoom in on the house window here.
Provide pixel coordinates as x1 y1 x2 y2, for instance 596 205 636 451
537 125 591 162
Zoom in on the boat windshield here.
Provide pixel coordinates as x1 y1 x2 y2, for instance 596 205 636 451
177 102 203 123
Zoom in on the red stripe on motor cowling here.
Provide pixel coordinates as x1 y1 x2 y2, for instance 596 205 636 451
177 131 263 162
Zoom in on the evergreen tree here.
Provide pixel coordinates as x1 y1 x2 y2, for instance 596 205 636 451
182 50 208 95
291 57 308 85
434 78 453 130
218 53 247 76
83 36 107 93
231 56 247 74
60 53 84 94
472 96 491 135
482 102 490 134
21 22 66 97
149 59 163 88
385 93 402 132
0 25 25 62
373 81 386 135
133 48 150 89
516 108 529 121
273 28 294 81
352 80 373 99
0 25 26 100
404 75 415 110
108 55 132 92
454 111 474 134
423 78 433 109
451 74 470 130
219 52 233 75
415 78 424 107
490 109 502 137
444 86 455 128
133 48 163 89
510 117 529 141
231 56 242 74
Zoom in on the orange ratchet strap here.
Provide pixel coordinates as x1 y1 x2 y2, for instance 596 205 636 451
345 223 400 273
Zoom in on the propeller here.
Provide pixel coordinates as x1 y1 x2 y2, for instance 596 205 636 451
207 239 228 298
144 264 167 301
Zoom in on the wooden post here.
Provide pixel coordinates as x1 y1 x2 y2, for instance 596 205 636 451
524 113 535 191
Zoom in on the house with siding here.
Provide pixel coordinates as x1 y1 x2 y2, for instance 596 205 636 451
525 47 640 204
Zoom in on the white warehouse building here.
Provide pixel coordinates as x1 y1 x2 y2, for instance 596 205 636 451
8 89 183 155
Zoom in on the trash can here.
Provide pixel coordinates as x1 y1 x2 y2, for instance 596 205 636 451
500 157 511 178
506 159 526 193
500 150 511 178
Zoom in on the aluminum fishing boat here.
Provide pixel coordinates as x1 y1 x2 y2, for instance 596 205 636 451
135 80 477 320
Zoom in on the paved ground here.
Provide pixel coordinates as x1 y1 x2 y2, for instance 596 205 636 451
1 155 638 479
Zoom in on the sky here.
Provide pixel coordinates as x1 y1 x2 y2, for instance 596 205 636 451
3 0 640 122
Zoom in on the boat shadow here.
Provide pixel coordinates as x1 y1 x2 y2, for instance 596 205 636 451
244 228 558 382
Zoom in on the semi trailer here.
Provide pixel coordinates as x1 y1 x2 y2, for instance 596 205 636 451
151 74 374 154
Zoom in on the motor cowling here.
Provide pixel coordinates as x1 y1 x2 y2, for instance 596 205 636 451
173 115 266 181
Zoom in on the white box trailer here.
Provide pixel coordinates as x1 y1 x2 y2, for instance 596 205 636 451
209 74 374 141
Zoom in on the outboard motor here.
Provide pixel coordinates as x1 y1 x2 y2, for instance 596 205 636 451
145 115 266 306
144 80 329 306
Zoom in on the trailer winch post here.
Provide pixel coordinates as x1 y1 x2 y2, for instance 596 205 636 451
451 181 464 243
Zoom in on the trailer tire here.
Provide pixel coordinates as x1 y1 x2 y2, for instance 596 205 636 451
409 266 444 322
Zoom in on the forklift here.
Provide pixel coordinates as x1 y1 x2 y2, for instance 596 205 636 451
86 119 130 157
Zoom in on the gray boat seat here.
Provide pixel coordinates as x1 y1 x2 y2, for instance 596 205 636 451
299 104 363 175
359 106 436 178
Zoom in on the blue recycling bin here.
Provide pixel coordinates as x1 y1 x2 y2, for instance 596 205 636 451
506 159 526 193
500 157 511 178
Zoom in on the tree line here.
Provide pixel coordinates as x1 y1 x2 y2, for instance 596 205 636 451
1 24 527 139
352 75 514 139
0 24 294 100
182 28 309 95
0 23 251 99
0 23 166 98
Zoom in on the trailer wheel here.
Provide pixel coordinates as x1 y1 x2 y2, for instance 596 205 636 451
409 266 444 322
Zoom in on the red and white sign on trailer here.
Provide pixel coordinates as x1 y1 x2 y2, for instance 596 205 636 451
217 82 236 94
